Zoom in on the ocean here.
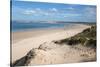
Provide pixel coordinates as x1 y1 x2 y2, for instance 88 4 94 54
11 21 75 32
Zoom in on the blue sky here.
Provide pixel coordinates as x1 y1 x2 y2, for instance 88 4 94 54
12 0 96 22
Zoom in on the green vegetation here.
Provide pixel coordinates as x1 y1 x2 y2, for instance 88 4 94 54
55 25 96 48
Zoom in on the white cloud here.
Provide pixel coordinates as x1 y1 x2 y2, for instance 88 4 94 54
22 7 82 18
23 10 36 15
23 8 59 16
23 8 43 15
67 7 74 10
35 8 41 11
43 12 50 16
50 8 58 12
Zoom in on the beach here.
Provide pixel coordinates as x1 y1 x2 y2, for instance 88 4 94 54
11 24 96 65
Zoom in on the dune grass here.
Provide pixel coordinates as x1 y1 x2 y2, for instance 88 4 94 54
55 25 96 48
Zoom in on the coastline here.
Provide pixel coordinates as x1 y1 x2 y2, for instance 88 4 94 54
12 27 65 44
11 24 91 64
12 24 89 44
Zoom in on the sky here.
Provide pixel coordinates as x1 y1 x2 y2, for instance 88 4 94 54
12 0 96 22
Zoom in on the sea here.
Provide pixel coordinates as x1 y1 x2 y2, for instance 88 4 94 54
11 21 77 32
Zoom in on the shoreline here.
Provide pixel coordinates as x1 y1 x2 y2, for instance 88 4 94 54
12 27 65 44
12 24 88 44
11 24 91 63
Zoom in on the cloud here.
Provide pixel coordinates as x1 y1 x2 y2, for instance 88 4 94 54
23 10 36 15
22 7 78 17
35 8 41 11
42 12 49 16
23 8 59 16
49 8 58 12
68 7 74 10
22 8 44 15
22 7 82 18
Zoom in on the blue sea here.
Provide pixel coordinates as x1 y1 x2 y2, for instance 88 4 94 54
11 21 75 32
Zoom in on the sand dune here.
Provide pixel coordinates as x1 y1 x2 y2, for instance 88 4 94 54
11 24 95 65
28 42 96 65
13 42 96 66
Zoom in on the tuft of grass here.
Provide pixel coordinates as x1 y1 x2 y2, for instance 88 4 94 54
55 25 96 48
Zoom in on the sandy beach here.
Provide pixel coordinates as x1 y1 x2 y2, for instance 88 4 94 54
11 24 96 65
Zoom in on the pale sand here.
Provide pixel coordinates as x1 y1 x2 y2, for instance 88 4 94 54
29 43 96 65
11 24 91 64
